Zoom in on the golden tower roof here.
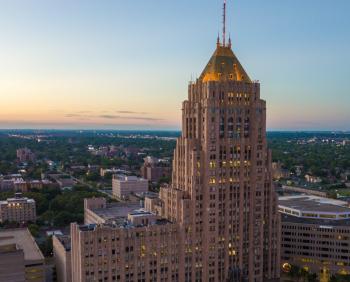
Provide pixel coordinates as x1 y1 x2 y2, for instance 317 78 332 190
200 44 251 83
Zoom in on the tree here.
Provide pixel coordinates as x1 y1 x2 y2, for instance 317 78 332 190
39 236 53 257
28 224 40 237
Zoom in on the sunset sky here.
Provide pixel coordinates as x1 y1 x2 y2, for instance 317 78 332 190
0 0 349 131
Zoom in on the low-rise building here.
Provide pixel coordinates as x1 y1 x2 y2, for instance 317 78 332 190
0 193 36 223
279 195 350 279
17 148 36 163
53 235 72 282
305 174 322 183
140 156 171 182
0 178 15 191
14 178 28 192
71 198 179 282
0 228 45 282
112 175 148 199
48 174 75 189
28 180 43 190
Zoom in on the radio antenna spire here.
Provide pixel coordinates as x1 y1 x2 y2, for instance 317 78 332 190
223 0 227 46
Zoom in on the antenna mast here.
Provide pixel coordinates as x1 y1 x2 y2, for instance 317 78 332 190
223 0 227 46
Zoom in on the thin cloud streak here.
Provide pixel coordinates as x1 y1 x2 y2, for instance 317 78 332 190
116 110 149 115
64 113 163 122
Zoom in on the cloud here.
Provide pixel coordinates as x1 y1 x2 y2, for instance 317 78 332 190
98 114 162 121
65 114 80 118
64 112 162 122
116 110 149 115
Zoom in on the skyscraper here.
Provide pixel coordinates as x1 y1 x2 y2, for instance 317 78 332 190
159 12 280 282
70 2 280 281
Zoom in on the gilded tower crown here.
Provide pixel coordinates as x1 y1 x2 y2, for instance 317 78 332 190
200 45 251 83
200 0 251 83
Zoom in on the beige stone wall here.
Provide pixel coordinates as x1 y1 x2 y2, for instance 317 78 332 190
71 222 180 282
53 236 72 282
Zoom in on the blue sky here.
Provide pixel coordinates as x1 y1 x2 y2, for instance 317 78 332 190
0 0 349 130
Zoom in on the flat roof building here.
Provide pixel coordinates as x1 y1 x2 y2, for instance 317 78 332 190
279 195 350 280
279 195 350 220
0 193 36 223
112 174 148 199
0 228 45 282
71 198 179 282
84 197 140 225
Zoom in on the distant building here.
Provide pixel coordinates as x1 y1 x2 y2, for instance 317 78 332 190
0 177 28 192
100 167 130 177
0 193 36 223
305 174 322 183
295 165 303 177
0 228 45 282
279 195 350 278
272 162 290 180
140 156 171 182
342 140 350 146
48 174 75 189
341 171 350 182
123 146 139 156
14 178 28 192
53 235 72 282
16 148 36 163
28 180 43 190
0 178 15 191
112 175 148 199
281 185 327 197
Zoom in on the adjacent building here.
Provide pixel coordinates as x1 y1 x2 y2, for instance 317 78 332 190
0 228 45 282
279 195 350 279
53 235 72 282
112 175 148 199
71 198 180 282
0 193 36 223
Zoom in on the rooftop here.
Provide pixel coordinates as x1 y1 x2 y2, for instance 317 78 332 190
86 202 170 230
113 174 147 182
0 196 35 205
92 202 141 222
0 228 44 262
281 214 350 227
279 195 350 220
54 235 71 252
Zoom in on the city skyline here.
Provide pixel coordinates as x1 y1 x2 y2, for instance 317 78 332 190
1 0 349 131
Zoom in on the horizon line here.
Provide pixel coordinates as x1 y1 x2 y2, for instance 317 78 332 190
0 128 350 134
